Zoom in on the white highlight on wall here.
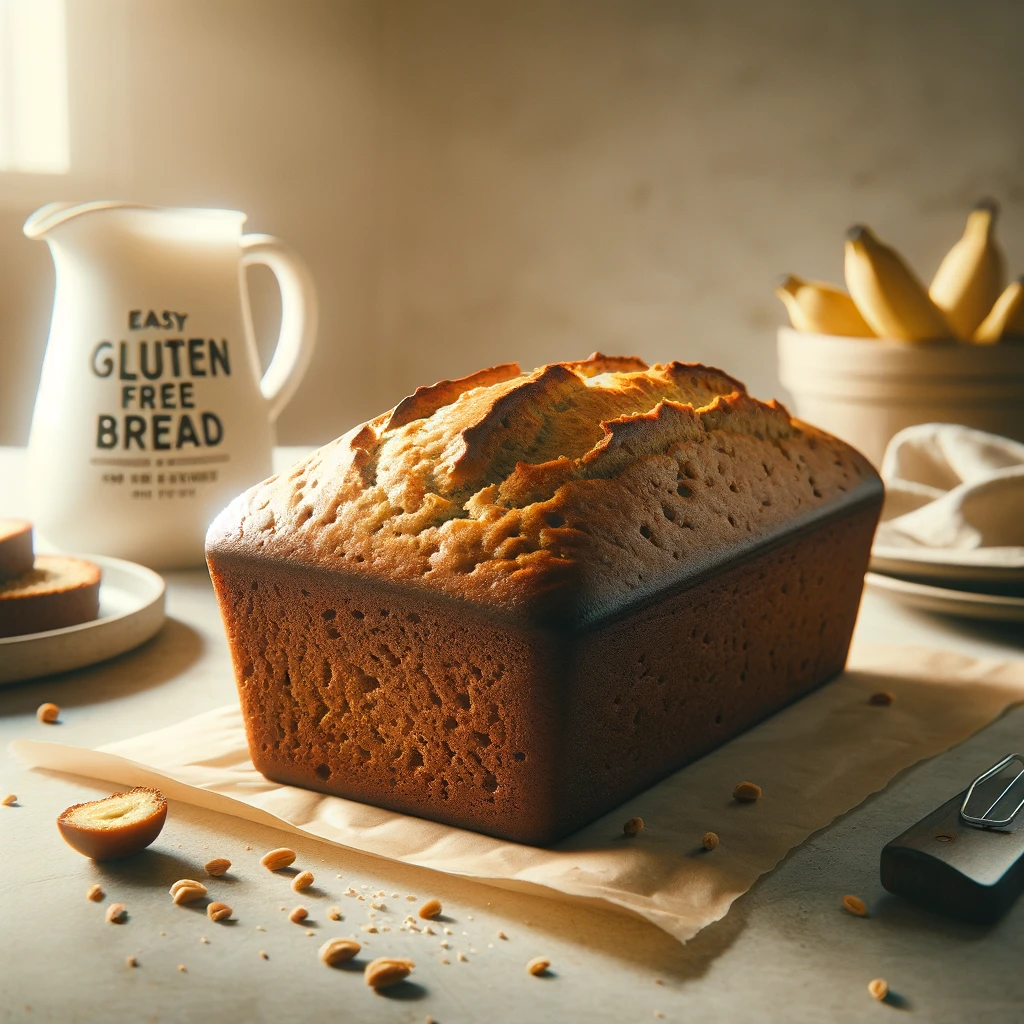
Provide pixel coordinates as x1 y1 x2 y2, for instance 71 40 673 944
0 0 69 174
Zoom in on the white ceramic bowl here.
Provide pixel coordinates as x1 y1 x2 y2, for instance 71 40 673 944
777 327 1024 466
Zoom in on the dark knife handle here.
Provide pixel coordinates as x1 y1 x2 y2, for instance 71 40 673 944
880 790 1024 924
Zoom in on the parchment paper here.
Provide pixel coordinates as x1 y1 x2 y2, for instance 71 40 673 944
12 644 1024 944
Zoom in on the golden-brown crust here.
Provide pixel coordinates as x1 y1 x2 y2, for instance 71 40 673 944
57 787 168 861
207 357 879 623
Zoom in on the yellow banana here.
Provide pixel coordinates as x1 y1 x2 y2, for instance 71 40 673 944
929 199 1005 340
774 274 875 336
844 225 952 341
973 276 1024 343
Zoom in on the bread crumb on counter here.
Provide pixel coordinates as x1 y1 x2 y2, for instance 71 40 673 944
36 702 60 724
733 781 762 803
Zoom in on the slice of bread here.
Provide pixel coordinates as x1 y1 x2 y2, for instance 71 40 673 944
0 519 34 582
0 555 101 638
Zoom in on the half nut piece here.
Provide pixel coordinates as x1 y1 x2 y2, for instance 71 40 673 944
57 787 167 860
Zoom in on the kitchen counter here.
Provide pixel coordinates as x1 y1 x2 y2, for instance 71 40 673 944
1 446 1023 1023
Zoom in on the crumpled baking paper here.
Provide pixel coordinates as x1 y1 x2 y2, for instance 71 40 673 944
12 644 1024 944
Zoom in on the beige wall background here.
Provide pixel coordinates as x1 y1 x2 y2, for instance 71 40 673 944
1 0 1023 447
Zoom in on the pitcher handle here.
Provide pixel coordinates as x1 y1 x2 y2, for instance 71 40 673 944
241 234 318 423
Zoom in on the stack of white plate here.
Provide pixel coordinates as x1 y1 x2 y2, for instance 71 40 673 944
866 544 1024 623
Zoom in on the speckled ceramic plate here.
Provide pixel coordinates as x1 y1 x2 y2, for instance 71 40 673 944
864 571 1024 623
0 555 165 684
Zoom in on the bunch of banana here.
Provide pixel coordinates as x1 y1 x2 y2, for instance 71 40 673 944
776 199 1023 343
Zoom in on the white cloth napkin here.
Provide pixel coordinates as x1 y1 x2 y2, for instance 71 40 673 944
875 424 1024 559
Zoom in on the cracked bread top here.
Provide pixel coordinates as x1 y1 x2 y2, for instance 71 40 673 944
206 354 880 625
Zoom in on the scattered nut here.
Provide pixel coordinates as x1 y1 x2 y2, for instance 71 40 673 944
843 895 868 917
207 902 232 922
526 956 551 976
177 964 187 973
170 880 208 905
361 924 378 934
319 938 361 966
327 907 342 921
497 930 508 940
289 906 308 924
260 847 296 871
126 956 138 967
106 902 127 924
1 794 16 806
292 870 315 892
200 936 210 944
365 956 414 989
259 950 269 959
205 858 231 877
733 781 762 803
869 691 895 706
702 831 720 851
36 702 60 724
86 883 104 902
457 952 468 962
868 978 888 1001
418 898 442 920
623 816 644 836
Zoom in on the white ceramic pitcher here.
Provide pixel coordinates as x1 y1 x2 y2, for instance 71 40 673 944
25 201 317 568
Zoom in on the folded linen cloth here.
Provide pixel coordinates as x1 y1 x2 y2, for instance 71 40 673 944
875 424 1024 556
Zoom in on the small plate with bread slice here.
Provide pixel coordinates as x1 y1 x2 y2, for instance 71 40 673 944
0 519 165 685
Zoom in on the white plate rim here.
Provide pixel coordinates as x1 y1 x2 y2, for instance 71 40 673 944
864 571 1024 621
0 554 166 684
870 546 1024 583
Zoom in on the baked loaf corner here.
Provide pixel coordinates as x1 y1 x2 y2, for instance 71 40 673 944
208 353 876 624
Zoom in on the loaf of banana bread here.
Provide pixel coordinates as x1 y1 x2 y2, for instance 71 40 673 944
207 354 882 844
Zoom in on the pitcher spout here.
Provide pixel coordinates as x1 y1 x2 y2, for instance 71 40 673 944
23 200 137 240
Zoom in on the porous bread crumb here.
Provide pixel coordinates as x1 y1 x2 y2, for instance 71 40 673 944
36 702 60 724
306 929 314 936
255 925 265 932
361 924 378 934
868 978 888 1001
444 927 453 935
327 907 342 921
200 937 210 944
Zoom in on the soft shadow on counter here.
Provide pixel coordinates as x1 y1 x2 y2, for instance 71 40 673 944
0 616 203 713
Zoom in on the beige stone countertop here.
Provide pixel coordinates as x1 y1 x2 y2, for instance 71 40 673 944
1 446 1023 1023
